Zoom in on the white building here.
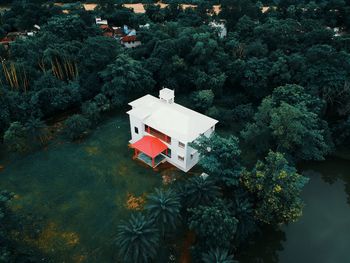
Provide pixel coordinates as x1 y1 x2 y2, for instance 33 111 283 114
127 88 218 172
95 17 108 25
209 21 227 38
120 35 141 48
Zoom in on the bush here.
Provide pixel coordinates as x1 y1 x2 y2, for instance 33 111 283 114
3 122 27 152
82 101 101 125
64 114 90 141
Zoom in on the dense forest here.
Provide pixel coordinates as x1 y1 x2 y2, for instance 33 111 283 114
0 0 350 262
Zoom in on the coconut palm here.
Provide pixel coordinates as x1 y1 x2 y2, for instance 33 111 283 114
116 213 159 263
202 247 238 263
184 176 221 207
145 188 181 235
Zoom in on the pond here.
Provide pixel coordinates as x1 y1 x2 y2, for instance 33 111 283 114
239 157 350 263
0 114 349 263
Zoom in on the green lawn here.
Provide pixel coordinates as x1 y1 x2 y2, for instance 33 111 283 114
0 114 171 262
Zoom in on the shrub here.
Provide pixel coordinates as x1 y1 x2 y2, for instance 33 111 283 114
64 114 90 141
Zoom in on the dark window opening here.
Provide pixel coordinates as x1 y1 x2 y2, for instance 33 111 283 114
134 127 139 134
144 125 171 143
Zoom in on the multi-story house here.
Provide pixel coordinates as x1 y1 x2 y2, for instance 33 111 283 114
127 88 218 172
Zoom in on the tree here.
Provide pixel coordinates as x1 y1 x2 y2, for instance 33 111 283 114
191 134 242 186
145 188 181 235
99 54 155 107
202 248 238 263
242 84 333 161
25 117 48 145
116 213 159 263
64 114 90 141
220 0 261 30
4 122 27 152
82 101 101 125
190 89 214 112
242 151 309 225
188 199 238 249
181 176 221 208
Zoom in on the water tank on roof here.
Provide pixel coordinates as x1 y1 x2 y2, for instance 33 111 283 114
159 88 175 104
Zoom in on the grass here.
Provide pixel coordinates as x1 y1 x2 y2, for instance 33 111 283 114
0 114 183 262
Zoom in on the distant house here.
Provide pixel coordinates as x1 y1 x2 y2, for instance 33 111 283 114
96 19 142 48
127 88 218 172
209 20 227 38
95 17 108 25
99 24 114 37
120 35 141 48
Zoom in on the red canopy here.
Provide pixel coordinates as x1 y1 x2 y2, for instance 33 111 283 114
131 136 168 158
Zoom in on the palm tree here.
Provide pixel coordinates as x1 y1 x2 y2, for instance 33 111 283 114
202 247 238 263
145 188 181 235
184 176 221 207
116 213 159 263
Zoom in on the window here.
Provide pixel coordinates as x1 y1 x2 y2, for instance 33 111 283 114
179 141 185 148
134 127 139 134
178 155 184 162
190 153 194 160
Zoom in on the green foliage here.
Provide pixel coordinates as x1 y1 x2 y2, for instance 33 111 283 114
25 117 48 145
188 199 238 249
242 151 309 225
180 176 221 208
242 84 333 161
145 188 181 234
190 89 214 112
116 213 160 263
191 134 242 186
64 114 90 141
100 54 155 107
82 101 101 125
202 248 238 263
3 122 27 152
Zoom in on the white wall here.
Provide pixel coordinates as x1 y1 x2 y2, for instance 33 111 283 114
122 41 141 48
129 115 144 143
128 116 216 172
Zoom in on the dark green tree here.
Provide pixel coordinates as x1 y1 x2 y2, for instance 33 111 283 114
191 134 242 186
3 122 27 152
188 199 238 249
100 54 155 107
145 188 181 235
202 248 238 263
64 114 90 141
181 176 221 208
116 213 159 263
242 84 332 161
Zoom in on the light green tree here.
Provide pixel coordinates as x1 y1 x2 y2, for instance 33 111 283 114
242 151 309 224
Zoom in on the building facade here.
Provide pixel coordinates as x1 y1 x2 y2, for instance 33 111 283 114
127 88 218 172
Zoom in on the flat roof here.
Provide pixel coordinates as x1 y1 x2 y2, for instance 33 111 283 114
127 94 218 143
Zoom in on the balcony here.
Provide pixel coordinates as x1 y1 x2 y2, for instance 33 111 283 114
145 125 171 144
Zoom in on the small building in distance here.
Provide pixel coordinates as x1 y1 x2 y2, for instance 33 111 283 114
120 35 141 48
95 18 142 48
127 88 218 172
209 20 227 38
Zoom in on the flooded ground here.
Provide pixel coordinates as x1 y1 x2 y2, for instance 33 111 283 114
240 157 350 263
0 114 349 263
